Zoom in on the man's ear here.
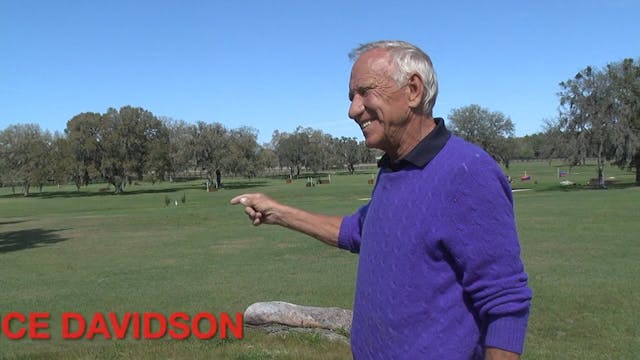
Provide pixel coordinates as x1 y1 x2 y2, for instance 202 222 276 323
406 73 425 109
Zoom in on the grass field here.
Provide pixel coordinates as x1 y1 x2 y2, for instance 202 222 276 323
1 160 639 359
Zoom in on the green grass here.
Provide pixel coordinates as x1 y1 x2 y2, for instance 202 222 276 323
504 159 637 191
1 162 639 359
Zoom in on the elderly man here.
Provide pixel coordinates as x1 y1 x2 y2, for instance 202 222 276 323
231 40 532 360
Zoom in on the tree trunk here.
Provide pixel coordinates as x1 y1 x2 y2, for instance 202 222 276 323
206 173 213 191
83 170 90 186
23 183 30 197
596 141 606 189
597 157 606 189
111 178 125 194
635 153 640 186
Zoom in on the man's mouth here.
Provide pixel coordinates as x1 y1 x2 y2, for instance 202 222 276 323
360 121 372 130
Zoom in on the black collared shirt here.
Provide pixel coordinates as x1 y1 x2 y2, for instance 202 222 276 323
377 118 452 171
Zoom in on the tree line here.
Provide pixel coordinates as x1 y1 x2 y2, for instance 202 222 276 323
0 106 374 196
1 58 638 195
449 58 640 187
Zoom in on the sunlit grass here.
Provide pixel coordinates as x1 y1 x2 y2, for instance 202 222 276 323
1 162 638 359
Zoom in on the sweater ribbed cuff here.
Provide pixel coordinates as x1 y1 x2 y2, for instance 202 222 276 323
337 214 359 253
485 311 530 354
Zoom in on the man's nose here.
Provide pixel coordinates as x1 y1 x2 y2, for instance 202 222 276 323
348 95 364 120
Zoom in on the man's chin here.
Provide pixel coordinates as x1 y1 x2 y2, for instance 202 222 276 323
363 136 383 151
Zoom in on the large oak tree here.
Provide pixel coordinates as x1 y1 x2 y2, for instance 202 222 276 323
448 104 516 168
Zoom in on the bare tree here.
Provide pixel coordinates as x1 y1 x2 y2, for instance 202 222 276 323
162 117 196 182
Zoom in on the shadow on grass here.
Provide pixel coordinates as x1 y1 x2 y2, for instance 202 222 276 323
517 181 638 193
0 220 29 226
221 180 269 190
0 185 204 199
0 228 69 253
0 181 271 199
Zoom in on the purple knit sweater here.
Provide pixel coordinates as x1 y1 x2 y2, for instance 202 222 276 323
338 135 532 359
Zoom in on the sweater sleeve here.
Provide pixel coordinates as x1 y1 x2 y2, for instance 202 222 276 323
337 203 369 254
444 157 532 354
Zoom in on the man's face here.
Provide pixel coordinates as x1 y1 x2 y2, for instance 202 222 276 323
348 49 411 153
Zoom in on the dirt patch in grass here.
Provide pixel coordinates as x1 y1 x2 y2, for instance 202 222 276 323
209 238 255 254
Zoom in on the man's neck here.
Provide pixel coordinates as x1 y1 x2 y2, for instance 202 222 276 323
387 115 436 161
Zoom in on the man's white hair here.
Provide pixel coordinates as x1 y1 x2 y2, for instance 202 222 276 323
349 40 438 116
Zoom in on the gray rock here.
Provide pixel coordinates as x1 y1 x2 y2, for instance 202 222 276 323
247 323 350 344
244 301 353 332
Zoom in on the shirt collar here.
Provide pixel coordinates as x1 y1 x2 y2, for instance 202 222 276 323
378 117 451 171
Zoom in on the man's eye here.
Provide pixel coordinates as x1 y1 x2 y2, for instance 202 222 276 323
359 87 372 96
349 86 373 101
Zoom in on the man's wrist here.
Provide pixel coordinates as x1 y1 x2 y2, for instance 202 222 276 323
485 347 520 360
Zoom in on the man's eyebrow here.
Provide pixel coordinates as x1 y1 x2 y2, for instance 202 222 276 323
349 85 374 101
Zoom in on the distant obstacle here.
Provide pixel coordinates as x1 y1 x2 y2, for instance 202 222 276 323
557 168 569 178
306 177 315 187
367 174 375 185
317 175 331 185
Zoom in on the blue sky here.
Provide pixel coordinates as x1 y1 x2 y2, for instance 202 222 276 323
1 0 638 144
